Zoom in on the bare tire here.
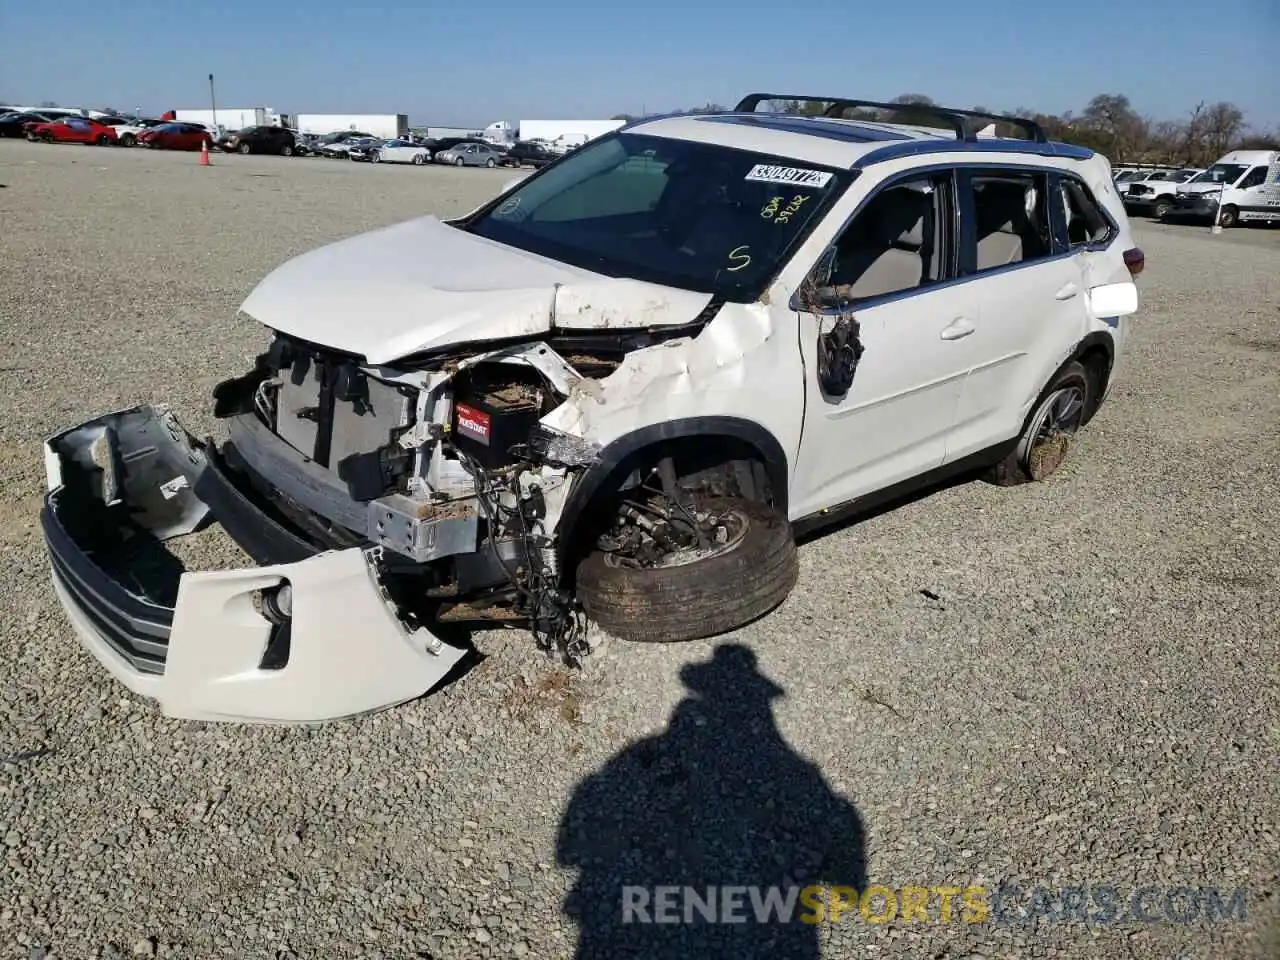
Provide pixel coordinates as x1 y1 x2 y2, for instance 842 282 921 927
576 497 799 643
239 142 251 155
986 361 1091 486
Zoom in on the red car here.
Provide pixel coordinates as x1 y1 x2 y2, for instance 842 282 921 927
138 122 213 151
29 117 118 145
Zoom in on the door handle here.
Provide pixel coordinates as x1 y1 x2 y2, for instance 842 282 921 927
940 317 976 341
1055 282 1079 300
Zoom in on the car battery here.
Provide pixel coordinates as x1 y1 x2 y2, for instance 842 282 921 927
451 387 542 469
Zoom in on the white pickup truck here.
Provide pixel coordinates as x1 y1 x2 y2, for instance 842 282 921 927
1121 168 1204 219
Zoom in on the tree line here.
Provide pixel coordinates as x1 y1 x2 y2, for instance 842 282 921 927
612 93 1278 168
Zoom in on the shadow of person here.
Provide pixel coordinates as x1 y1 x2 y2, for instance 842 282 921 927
556 643 867 959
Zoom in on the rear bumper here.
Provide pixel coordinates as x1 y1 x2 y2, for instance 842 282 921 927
40 405 466 724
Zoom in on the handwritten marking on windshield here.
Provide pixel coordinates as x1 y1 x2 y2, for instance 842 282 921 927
727 246 751 272
774 194 810 225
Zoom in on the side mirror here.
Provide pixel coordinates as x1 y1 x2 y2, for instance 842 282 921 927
796 248 840 311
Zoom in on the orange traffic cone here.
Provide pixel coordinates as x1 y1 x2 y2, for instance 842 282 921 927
200 140 211 166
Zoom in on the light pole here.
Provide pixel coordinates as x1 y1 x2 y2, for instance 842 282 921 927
209 73 218 136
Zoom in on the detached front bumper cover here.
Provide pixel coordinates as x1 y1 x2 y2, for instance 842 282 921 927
41 404 465 724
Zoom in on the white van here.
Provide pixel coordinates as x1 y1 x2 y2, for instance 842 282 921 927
1168 150 1280 226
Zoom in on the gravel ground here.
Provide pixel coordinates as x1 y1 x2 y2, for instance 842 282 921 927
0 140 1277 960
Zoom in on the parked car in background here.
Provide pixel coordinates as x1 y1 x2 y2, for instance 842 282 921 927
361 139 432 164
1122 167 1204 219
218 125 297 156
426 137 490 158
499 140 557 168
344 138 384 162
0 111 54 138
138 122 214 152
109 117 172 147
313 131 374 158
28 117 119 145
435 141 505 167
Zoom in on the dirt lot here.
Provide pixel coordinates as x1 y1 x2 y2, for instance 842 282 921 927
1 140 1277 960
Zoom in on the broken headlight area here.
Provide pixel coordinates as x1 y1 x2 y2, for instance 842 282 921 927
206 333 604 659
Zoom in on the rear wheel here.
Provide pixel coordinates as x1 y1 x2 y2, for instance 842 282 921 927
411 153 425 165
576 495 799 643
370 150 381 163
96 135 110 145
281 143 294 157
119 133 136 147
486 157 496 168
986 361 1091 486
41 132 53 143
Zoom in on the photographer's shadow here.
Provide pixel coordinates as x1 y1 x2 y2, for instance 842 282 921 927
556 644 867 959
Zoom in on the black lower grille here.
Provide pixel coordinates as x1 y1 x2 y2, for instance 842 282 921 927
41 499 174 675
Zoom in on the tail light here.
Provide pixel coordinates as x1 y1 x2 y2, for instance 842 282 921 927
1123 247 1145 277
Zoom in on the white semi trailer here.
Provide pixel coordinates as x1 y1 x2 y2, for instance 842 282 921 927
175 107 282 138
295 114 409 140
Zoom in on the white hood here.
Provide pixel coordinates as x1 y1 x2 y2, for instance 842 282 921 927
239 215 714 364
1178 181 1223 196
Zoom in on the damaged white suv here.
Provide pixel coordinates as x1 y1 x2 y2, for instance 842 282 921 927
41 94 1144 723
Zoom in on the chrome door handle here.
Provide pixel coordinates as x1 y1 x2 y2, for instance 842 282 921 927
1055 282 1079 300
940 317 976 341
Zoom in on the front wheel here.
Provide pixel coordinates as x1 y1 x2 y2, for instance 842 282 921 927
411 153 425 165
986 361 1091 486
576 496 799 643
96 135 111 145
1153 197 1173 220
281 144 294 157
120 133 136 147
370 151 381 163
486 157 496 168
454 156 464 166
41 132 53 143
1217 204 1239 229
238 142 251 155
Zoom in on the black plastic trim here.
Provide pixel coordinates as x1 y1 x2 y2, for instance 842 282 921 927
41 496 174 674
193 448 322 565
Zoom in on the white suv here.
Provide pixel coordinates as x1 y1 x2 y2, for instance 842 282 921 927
40 94 1144 723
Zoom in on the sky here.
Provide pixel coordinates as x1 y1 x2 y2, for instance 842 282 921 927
2 0 1277 130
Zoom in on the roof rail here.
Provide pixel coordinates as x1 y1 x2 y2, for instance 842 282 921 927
732 94 1049 144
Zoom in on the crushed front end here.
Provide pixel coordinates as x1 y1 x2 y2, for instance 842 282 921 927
39 332 611 723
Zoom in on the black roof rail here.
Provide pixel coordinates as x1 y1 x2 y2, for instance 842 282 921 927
732 93 1048 144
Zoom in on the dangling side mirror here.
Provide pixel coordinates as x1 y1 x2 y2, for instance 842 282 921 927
797 247 840 312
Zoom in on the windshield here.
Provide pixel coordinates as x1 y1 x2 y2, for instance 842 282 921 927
464 132 849 301
1170 169 1199 182
1196 163 1249 184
